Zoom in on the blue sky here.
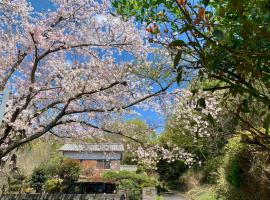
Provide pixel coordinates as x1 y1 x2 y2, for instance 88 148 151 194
29 0 53 11
27 0 179 134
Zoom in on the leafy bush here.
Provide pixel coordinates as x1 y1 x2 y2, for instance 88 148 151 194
202 156 222 184
220 135 246 188
216 134 270 200
102 170 158 190
57 158 81 186
44 178 63 194
225 158 244 188
30 167 48 193
7 170 28 193
43 155 63 177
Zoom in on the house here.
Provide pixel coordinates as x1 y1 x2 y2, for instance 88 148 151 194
60 143 124 182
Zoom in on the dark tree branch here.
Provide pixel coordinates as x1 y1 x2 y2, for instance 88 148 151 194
0 51 27 90
203 85 232 91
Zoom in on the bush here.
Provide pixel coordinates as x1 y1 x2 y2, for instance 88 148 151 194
7 170 28 193
102 170 158 190
43 155 63 177
44 178 63 194
225 157 244 188
30 167 47 193
202 156 222 184
57 158 81 186
216 134 270 200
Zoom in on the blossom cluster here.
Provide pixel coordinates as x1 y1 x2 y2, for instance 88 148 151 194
134 144 197 169
170 89 223 138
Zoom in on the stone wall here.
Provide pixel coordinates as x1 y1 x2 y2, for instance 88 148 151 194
142 187 157 200
0 193 121 200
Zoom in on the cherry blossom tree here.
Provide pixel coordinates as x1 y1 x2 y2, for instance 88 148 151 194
171 89 224 138
0 0 175 160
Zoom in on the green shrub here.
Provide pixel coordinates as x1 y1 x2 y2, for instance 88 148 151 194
215 133 270 199
220 135 246 189
30 167 48 193
43 155 63 177
118 179 139 190
102 170 158 190
44 178 63 194
7 170 28 193
57 158 81 186
225 158 244 188
202 156 222 184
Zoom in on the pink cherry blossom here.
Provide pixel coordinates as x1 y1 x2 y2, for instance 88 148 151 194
0 0 175 160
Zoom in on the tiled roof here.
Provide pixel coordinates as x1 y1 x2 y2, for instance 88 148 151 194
60 143 124 152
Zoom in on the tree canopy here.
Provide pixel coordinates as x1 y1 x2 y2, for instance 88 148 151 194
113 0 270 149
0 0 175 161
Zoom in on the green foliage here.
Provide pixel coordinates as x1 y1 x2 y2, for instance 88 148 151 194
202 156 222 184
17 138 63 176
157 119 226 188
30 167 48 193
155 195 163 200
194 189 218 200
113 0 270 149
159 118 225 163
102 170 158 190
156 159 187 189
57 158 81 186
44 178 63 194
104 119 157 165
43 154 63 177
7 169 28 193
29 157 80 193
225 158 243 188
221 136 246 188
215 134 270 199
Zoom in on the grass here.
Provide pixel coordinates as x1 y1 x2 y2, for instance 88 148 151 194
155 195 163 200
195 190 216 200
187 185 218 200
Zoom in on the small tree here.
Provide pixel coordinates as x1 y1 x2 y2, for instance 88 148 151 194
30 167 47 193
57 158 81 186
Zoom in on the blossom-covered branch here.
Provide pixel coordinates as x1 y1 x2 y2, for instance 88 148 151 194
0 0 175 160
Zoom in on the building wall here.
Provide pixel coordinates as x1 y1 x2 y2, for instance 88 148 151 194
63 151 122 160
79 160 121 182
62 151 122 181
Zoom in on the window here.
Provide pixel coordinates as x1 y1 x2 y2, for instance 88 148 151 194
104 160 111 169
96 160 111 169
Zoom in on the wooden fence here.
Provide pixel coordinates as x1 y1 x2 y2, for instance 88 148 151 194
0 193 121 200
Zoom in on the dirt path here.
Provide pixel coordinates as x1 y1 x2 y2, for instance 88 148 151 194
161 192 189 200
